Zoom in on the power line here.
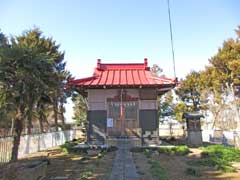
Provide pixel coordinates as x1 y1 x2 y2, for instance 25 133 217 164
167 0 176 78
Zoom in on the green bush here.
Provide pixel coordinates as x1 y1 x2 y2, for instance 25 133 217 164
60 140 118 157
97 152 104 159
158 146 190 156
79 164 96 179
200 145 240 162
60 140 87 154
195 145 240 172
149 160 168 180
131 146 190 156
60 142 73 153
80 170 93 180
144 149 152 158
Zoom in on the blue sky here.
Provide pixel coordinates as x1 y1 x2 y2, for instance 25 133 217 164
1 0 239 121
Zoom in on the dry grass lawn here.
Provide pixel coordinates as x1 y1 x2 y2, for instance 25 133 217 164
0 146 115 180
133 148 240 180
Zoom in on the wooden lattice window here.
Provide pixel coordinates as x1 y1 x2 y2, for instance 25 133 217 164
108 102 120 119
108 101 138 120
124 101 138 120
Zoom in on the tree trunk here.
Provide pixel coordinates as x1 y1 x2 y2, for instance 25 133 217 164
11 132 21 161
60 100 65 129
27 91 34 134
212 111 217 129
211 107 221 129
53 98 58 131
169 122 173 137
10 114 23 162
27 108 32 134
39 110 50 133
10 118 14 135
39 112 44 133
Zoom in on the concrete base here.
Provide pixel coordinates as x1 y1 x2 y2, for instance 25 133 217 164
188 131 202 146
106 138 141 147
106 137 162 147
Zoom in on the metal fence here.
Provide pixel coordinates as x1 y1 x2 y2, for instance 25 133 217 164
0 129 80 163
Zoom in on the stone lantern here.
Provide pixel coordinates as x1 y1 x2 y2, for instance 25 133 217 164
183 112 204 146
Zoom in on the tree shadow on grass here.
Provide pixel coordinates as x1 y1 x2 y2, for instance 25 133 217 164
0 146 116 180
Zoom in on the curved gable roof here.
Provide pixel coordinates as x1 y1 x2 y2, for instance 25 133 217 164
68 59 176 90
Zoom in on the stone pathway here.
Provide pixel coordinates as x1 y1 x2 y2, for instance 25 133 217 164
109 139 139 180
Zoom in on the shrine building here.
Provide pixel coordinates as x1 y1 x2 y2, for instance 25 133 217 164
68 58 176 145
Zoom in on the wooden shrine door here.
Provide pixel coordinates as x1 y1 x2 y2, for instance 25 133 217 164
107 101 139 137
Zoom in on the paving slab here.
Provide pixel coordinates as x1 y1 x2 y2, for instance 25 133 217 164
109 139 139 180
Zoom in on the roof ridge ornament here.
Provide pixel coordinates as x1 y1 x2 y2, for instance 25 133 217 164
97 58 101 69
144 58 148 68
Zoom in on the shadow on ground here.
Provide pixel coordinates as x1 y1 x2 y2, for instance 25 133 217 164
0 147 115 180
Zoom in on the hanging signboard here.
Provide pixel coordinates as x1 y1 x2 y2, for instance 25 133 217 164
107 118 113 128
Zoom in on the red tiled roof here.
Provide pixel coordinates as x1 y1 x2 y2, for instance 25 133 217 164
68 59 176 88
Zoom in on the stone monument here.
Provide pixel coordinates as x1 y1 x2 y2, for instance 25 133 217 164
183 112 204 146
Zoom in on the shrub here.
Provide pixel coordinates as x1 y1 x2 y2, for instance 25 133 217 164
97 152 104 159
60 140 87 154
131 146 190 156
144 149 152 158
130 145 190 156
158 146 190 156
80 170 93 180
195 145 240 172
149 160 168 180
60 142 73 153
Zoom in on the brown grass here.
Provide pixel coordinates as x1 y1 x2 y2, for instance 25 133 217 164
0 146 115 180
133 148 240 180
